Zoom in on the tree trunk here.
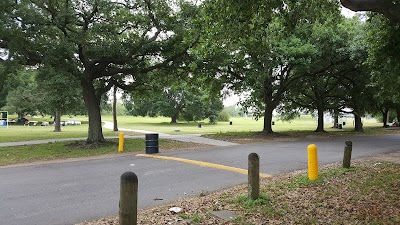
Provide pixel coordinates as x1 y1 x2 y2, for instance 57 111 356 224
263 106 274 133
333 111 339 128
315 104 325 132
113 86 118 131
262 77 276 134
382 109 389 127
354 113 364 132
396 107 400 123
81 79 105 143
171 115 177 123
54 110 61 132
386 110 390 124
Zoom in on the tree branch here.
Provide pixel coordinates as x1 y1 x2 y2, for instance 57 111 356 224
217 66 245 81
341 0 400 23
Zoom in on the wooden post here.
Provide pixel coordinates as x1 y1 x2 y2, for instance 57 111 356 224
248 153 260 200
119 172 138 225
343 140 353 168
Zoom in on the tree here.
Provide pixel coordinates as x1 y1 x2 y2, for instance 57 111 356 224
340 0 400 23
0 63 8 108
223 106 243 117
35 66 85 132
342 18 371 132
3 68 38 118
201 0 342 133
365 14 400 126
124 79 224 123
285 17 369 132
396 107 400 123
1 0 199 144
340 66 371 133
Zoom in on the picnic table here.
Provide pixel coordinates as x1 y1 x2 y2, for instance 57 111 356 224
24 121 38 126
61 120 82 126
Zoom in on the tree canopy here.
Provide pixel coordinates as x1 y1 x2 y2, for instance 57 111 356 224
0 0 200 143
3 69 38 118
365 14 400 125
1 0 399 139
123 68 224 124
198 0 344 133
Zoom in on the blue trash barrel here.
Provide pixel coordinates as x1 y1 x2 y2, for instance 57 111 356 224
145 133 159 154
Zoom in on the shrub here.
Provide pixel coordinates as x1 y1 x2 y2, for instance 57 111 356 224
217 111 230 122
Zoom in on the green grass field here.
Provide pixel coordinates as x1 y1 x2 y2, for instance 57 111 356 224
103 114 383 134
0 114 394 166
0 114 385 143
0 123 117 143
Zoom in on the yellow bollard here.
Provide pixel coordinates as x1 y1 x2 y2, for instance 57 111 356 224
118 132 124 152
307 144 318 180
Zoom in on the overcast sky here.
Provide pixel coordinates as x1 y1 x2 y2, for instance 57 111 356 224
341 7 357 18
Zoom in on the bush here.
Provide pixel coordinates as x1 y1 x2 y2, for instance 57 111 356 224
217 111 230 122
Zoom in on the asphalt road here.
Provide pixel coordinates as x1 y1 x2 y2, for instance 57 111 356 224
1 135 399 225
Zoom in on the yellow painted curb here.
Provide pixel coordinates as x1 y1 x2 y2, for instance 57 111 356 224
136 154 272 179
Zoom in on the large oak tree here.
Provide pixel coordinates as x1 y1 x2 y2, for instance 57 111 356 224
124 75 224 123
0 0 199 143
201 0 342 133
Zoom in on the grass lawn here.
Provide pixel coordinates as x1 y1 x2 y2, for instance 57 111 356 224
1 114 384 141
0 138 205 166
0 124 118 143
102 114 384 134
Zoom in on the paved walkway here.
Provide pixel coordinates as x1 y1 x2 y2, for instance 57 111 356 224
103 121 238 147
0 122 238 147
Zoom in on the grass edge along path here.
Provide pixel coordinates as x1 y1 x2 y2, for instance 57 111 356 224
77 157 400 225
0 139 209 167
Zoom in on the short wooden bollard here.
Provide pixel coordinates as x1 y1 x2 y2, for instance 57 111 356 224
308 144 319 180
248 153 260 200
119 172 138 225
343 140 353 168
118 132 124 152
